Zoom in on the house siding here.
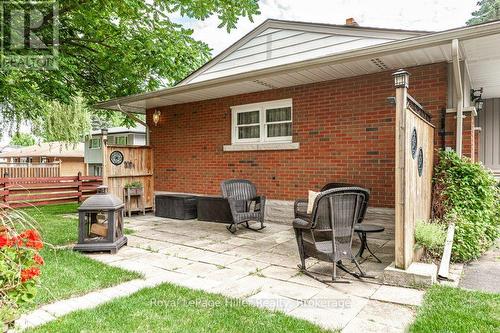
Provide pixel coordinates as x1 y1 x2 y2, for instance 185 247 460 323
148 63 448 207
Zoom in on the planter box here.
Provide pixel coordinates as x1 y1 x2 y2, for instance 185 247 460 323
125 187 143 196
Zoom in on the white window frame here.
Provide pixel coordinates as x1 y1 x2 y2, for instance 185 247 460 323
89 138 101 149
231 99 292 144
114 135 128 145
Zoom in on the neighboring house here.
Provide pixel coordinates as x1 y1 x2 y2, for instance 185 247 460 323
0 145 22 162
0 142 86 176
96 18 500 208
84 125 146 176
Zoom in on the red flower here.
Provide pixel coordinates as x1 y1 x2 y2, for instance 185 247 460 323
20 229 43 249
7 235 23 247
21 267 41 283
33 253 44 265
20 229 41 242
0 235 7 248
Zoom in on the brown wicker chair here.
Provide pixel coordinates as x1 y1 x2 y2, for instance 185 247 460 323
293 187 369 282
220 179 266 233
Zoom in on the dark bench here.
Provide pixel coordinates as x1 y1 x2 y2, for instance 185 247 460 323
196 196 234 224
155 194 198 220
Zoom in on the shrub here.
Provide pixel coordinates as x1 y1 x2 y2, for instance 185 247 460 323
433 150 500 261
0 209 45 327
415 220 447 257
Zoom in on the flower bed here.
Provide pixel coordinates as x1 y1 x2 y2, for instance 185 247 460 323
1 224 45 329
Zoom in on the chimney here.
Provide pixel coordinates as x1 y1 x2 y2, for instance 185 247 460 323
345 18 359 27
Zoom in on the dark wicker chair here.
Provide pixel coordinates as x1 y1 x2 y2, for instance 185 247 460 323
294 182 369 222
293 187 370 282
220 179 266 233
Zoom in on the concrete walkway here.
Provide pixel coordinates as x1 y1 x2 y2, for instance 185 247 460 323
459 239 500 293
18 214 425 332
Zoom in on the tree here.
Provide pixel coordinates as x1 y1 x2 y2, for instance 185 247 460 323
0 0 260 141
9 133 36 146
467 0 500 25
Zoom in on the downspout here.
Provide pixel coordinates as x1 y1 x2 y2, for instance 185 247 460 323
452 39 463 156
116 104 150 146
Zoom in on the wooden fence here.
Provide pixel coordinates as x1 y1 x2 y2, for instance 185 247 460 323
103 144 154 212
0 174 102 208
0 162 61 178
395 88 435 269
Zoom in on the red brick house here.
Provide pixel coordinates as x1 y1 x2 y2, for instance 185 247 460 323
97 19 500 270
97 18 500 215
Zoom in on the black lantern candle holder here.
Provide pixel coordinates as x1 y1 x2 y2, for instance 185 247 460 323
74 185 127 254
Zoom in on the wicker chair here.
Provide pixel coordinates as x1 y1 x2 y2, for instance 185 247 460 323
293 187 370 282
294 182 369 222
220 179 266 233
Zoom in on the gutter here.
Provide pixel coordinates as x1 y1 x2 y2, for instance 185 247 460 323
95 20 500 112
452 39 463 156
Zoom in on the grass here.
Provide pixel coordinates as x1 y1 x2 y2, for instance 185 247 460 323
27 283 332 333
410 285 500 333
22 203 80 246
19 203 142 310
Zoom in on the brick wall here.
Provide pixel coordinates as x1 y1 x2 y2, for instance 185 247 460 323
148 63 449 207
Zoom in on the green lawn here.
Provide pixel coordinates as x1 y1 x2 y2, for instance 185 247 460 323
22 203 80 246
20 203 142 310
27 283 331 333
410 285 500 333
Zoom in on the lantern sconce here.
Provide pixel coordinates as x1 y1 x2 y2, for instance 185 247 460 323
152 109 161 126
470 88 484 113
392 69 410 89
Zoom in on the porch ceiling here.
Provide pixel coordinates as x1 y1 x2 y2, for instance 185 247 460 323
96 20 500 113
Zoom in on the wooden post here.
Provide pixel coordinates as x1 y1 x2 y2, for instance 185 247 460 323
438 223 456 279
101 129 108 187
2 177 10 208
77 171 83 203
394 69 411 269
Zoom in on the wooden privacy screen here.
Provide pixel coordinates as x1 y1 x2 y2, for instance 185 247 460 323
103 145 154 211
0 175 102 208
0 162 61 178
395 94 435 269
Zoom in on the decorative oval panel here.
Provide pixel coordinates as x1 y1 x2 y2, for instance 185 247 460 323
417 147 423 177
411 127 418 159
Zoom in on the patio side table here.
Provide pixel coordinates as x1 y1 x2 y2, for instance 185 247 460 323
354 224 385 263
155 194 198 220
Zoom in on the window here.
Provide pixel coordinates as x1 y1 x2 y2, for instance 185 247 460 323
19 157 32 163
91 164 102 176
231 99 292 144
115 135 128 145
89 138 101 149
40 156 48 163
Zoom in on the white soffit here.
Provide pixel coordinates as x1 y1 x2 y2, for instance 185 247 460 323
118 44 454 110
462 33 500 98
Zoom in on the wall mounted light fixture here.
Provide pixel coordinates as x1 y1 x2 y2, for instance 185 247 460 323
152 110 161 126
470 88 484 113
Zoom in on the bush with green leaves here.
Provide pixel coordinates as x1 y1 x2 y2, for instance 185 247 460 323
415 220 447 257
433 150 500 261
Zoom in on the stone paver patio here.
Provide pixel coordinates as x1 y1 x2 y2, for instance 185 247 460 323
90 214 421 332
17 213 424 332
